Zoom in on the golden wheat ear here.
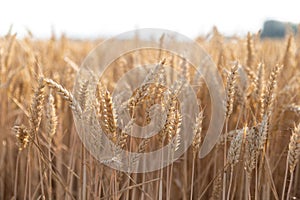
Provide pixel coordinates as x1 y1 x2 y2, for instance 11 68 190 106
244 126 259 178
13 124 30 150
77 80 89 111
29 76 45 136
96 81 117 143
227 128 244 167
282 34 295 69
45 91 57 141
246 32 255 68
225 62 239 118
43 78 82 116
287 104 300 114
260 64 282 118
192 110 204 156
254 63 265 102
288 123 300 173
210 170 222 200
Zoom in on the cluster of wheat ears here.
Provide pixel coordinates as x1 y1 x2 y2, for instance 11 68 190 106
0 28 300 200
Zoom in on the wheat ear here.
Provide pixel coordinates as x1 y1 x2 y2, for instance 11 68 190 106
260 64 281 118
288 123 300 173
227 128 244 166
225 63 239 118
96 82 117 143
282 35 294 68
192 110 204 157
283 123 300 200
13 124 30 150
29 76 46 135
43 78 82 116
46 91 57 141
246 32 255 68
244 126 259 178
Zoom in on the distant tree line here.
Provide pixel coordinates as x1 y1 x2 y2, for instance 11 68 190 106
260 20 298 39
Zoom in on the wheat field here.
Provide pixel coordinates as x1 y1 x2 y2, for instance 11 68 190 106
0 28 300 200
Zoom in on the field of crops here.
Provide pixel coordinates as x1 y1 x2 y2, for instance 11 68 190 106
0 29 299 199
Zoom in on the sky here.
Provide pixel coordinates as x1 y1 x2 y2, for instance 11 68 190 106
0 0 299 39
